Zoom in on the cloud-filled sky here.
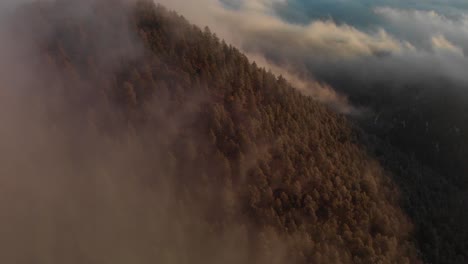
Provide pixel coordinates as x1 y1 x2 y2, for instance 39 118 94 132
156 0 468 104
273 0 468 26
209 0 468 56
2 0 468 108
5 0 464 112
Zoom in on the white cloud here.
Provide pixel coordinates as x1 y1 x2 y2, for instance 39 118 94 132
431 34 463 54
376 7 468 55
155 0 409 59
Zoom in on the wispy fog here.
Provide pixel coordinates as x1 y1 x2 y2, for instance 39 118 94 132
0 1 290 262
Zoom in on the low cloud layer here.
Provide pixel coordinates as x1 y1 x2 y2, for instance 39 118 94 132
157 0 412 59
155 0 468 115
155 0 404 113
376 7 468 54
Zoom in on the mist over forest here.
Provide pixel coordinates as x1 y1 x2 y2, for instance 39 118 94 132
0 0 467 263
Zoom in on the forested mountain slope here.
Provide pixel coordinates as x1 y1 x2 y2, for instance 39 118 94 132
2 0 463 263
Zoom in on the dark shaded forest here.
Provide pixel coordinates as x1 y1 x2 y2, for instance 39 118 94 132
314 66 468 264
0 0 465 263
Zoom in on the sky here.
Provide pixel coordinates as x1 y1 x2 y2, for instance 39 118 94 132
1 0 467 107
156 0 468 111
218 0 468 65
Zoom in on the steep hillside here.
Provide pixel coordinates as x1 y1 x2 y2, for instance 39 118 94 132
0 0 437 263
